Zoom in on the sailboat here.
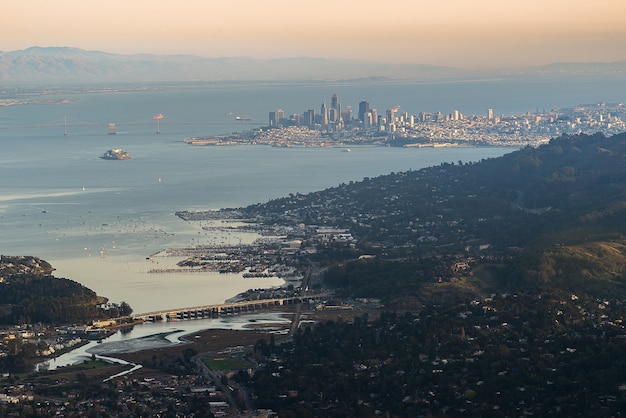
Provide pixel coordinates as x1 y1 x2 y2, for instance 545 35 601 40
64 115 68 136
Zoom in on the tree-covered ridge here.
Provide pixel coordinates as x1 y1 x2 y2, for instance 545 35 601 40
240 132 626 302
0 256 112 324
245 132 626 248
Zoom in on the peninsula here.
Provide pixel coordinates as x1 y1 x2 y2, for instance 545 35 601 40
186 99 626 149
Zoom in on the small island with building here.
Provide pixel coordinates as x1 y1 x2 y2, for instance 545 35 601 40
100 149 132 160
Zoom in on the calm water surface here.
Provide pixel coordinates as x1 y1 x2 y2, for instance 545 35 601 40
2 78 623 313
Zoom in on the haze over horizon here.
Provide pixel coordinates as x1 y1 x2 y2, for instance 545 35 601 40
5 0 626 69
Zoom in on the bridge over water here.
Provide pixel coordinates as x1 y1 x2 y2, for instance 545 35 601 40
131 294 330 322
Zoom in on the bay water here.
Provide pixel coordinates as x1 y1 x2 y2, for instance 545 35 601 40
1 77 624 314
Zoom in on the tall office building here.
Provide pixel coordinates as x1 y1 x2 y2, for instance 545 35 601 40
329 108 339 124
269 111 277 127
325 94 336 122
358 101 370 122
303 109 315 127
387 108 397 124
320 101 328 126
291 114 302 126
371 109 378 127
330 94 340 121
363 112 372 129
487 108 494 120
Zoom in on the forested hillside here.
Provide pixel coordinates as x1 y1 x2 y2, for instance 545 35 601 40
242 132 626 303
246 132 626 417
0 256 117 324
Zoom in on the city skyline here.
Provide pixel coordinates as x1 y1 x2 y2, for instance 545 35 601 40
260 92 626 146
4 0 626 69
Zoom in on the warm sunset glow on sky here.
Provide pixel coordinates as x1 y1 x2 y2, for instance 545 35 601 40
3 0 626 68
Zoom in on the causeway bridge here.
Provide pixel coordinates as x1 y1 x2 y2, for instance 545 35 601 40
131 294 330 322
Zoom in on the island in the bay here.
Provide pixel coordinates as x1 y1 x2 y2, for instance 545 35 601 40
100 148 132 160
3 131 626 417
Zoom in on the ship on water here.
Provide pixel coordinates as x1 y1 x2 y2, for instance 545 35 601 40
100 149 132 160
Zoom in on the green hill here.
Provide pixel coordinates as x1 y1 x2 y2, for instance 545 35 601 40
242 132 626 303
246 132 626 416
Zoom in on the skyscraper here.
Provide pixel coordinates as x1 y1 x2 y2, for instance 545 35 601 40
358 101 370 122
330 94 340 122
343 105 352 123
303 109 315 127
331 94 339 110
321 101 328 126
269 111 277 127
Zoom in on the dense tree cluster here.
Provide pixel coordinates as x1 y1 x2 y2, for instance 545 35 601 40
253 291 626 417
244 133 626 254
240 133 626 303
0 256 123 325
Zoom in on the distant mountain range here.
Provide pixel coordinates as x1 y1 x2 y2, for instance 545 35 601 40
1 46 625 84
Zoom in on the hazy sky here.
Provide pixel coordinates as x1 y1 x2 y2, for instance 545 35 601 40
4 0 626 68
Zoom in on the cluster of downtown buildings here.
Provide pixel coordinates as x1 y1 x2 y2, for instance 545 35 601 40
266 94 626 147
